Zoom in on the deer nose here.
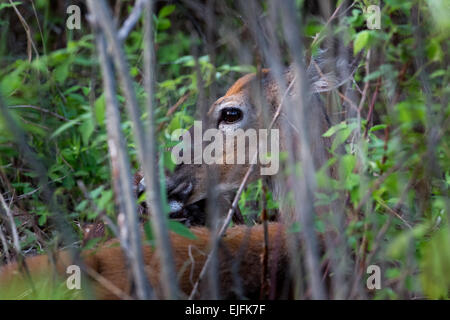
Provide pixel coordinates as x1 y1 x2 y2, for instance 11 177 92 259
168 180 193 203
137 177 146 195
138 177 193 204
138 176 175 195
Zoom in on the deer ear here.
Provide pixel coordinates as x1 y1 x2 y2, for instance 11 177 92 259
310 72 339 93
307 49 360 93
308 57 342 93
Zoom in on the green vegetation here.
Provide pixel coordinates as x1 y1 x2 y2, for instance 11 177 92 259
0 0 448 299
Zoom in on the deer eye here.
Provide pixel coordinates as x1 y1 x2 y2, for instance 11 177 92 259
219 107 243 125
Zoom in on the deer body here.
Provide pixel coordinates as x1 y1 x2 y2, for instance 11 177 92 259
0 223 287 299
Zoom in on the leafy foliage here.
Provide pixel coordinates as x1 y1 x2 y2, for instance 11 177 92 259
0 0 448 299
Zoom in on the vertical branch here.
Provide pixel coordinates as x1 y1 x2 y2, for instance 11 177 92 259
260 184 270 299
277 0 326 299
192 30 220 299
87 1 153 300
0 223 10 264
142 0 179 299
0 193 20 257
238 0 305 298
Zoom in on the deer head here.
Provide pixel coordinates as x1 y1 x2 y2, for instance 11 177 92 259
138 53 349 225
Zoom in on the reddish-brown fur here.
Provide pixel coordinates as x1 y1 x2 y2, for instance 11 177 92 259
0 223 288 299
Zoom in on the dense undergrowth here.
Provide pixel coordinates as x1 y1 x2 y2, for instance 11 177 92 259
0 0 448 299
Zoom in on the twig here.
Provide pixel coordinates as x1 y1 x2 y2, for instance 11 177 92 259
357 50 371 112
87 0 154 299
363 78 381 138
0 193 21 256
377 199 413 230
143 0 180 299
30 0 46 56
8 0 39 61
82 264 133 300
18 116 49 130
260 184 270 299
310 2 346 48
118 0 147 42
157 93 190 132
0 224 11 264
15 175 68 200
278 0 326 299
355 163 402 214
9 105 69 121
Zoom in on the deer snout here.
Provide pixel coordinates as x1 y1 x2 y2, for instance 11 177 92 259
137 176 196 213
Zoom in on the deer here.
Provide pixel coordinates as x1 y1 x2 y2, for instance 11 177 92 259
138 52 345 227
0 52 352 299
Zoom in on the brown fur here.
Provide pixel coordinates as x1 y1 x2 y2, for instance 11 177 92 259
0 223 288 299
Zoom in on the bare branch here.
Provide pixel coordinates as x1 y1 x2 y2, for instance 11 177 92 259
0 193 20 258
8 105 69 121
0 223 10 264
87 1 154 299
118 0 147 42
88 0 178 299
142 0 180 299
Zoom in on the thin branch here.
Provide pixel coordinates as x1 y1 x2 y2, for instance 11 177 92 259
118 0 147 42
0 224 11 264
363 78 381 138
8 0 39 61
82 264 133 300
143 0 180 299
9 105 69 121
310 1 347 48
377 199 413 230
354 163 402 214
0 190 21 256
87 1 153 299
278 0 326 299
357 50 371 113
88 0 177 299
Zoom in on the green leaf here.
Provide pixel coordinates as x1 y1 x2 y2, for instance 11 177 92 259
339 154 356 181
157 18 171 31
50 118 80 139
0 2 21 11
75 199 88 212
97 190 113 211
168 220 197 240
83 237 101 250
420 226 450 299
158 5 176 18
322 121 347 137
54 63 70 84
79 116 95 146
354 30 370 55
331 123 358 152
430 69 446 79
369 124 387 132
94 93 106 125
426 38 443 62
144 221 154 243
